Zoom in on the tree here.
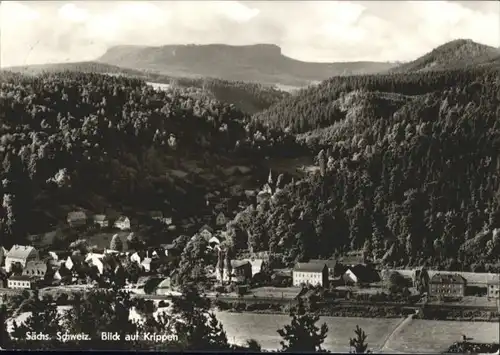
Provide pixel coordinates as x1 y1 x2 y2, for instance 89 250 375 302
171 283 229 351
277 310 328 352
109 234 123 252
385 271 407 294
245 338 262 352
0 304 11 349
10 262 23 275
349 325 371 353
317 149 327 177
62 288 139 350
10 295 63 349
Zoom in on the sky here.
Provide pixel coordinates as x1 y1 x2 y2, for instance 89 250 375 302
1 0 499 67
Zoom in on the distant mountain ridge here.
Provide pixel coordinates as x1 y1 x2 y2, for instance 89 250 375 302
97 43 397 86
390 39 500 73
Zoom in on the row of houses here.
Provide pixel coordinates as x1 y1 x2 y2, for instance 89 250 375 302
66 210 179 230
67 211 132 230
288 260 500 300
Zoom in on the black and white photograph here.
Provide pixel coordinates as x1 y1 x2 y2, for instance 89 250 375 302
0 0 499 352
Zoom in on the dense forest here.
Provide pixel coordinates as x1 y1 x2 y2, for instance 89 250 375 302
6 62 290 114
232 66 500 272
0 70 300 246
389 39 500 73
3 53 500 273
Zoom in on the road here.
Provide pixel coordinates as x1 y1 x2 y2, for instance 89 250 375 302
377 310 418 353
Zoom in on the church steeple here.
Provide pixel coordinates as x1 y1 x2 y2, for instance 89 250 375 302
267 169 274 185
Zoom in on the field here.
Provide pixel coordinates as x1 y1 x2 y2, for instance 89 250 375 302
213 312 401 352
383 318 499 353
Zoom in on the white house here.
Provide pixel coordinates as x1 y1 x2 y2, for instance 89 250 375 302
5 245 39 272
85 253 105 274
114 216 131 230
8 275 35 289
48 251 59 261
130 252 142 265
292 262 328 287
141 258 152 272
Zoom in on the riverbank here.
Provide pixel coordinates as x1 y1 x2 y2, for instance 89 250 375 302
213 299 499 321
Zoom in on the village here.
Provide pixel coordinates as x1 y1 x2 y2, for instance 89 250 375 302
0 195 499 315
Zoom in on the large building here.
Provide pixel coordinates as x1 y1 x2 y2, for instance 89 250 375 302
429 273 466 298
5 245 39 272
293 262 329 287
22 261 48 279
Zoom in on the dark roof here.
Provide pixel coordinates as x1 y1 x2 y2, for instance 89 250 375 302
9 275 35 281
309 259 337 269
430 273 466 284
347 264 381 283
23 261 48 275
199 224 214 233
230 260 251 269
294 262 327 273
160 244 175 250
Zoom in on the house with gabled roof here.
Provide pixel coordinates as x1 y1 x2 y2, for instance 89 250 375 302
114 216 131 230
293 262 328 287
67 211 88 227
22 261 48 280
215 212 227 227
5 245 39 272
343 264 381 285
199 224 214 241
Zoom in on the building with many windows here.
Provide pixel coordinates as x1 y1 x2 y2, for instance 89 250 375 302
293 262 329 287
8 275 36 289
429 273 466 298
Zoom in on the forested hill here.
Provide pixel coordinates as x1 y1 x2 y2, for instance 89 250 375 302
97 44 397 86
0 71 300 245
390 39 500 73
4 62 290 115
252 67 496 134
232 66 500 272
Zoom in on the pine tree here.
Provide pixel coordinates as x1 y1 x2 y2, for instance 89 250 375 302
277 310 328 352
349 325 371 353
109 234 123 252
